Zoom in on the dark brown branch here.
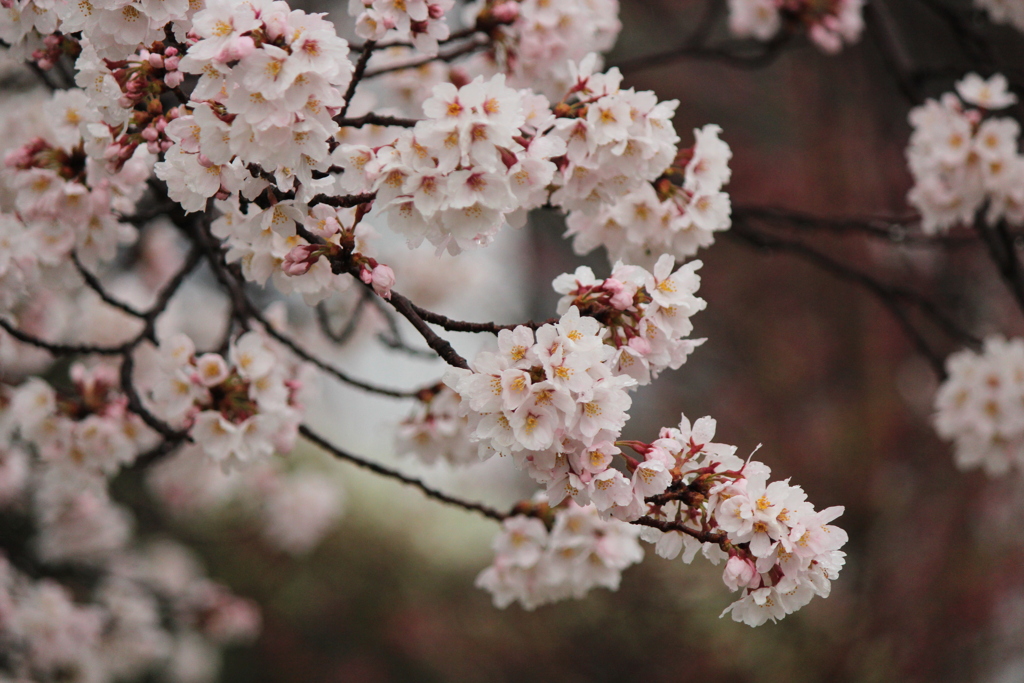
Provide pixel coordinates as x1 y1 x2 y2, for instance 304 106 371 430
308 192 377 208
0 318 128 356
119 350 189 441
362 295 436 359
316 292 369 345
349 26 481 53
138 246 204 336
72 252 146 319
334 113 420 128
385 290 470 369
338 39 375 120
364 36 491 78
733 205 975 246
631 515 727 546
299 424 507 521
615 34 791 75
406 301 556 334
246 303 423 398
977 220 1024 317
729 218 980 378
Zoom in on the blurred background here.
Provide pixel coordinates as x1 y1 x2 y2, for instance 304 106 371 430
37 1 1024 681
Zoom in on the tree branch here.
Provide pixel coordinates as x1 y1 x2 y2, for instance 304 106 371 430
298 424 508 521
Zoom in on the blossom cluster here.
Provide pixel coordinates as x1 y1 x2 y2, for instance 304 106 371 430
443 306 635 464
727 0 865 53
934 336 1024 475
144 331 304 469
462 0 621 99
564 124 732 267
475 500 644 609
2 364 153 563
553 255 706 385
211 198 388 303
341 54 682 256
349 0 453 55
633 414 848 627
906 73 1024 233
4 364 154 480
0 0 193 61
338 72 560 254
975 0 1024 33
430 257 705 519
0 364 271 681
149 444 345 554
155 0 354 210
0 543 260 683
395 383 477 466
0 0 855 640
0 88 148 305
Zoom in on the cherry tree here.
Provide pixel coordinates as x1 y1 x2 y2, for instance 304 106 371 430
0 0 1022 679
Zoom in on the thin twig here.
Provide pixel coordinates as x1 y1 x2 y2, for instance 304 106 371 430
631 515 727 546
407 301 556 334
334 113 419 128
0 318 128 356
299 424 507 521
384 290 471 369
248 304 423 398
729 218 980 378
338 40 376 120
72 252 146 319
364 36 491 78
316 292 369 345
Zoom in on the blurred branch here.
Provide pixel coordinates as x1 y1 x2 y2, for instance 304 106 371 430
616 34 791 74
299 424 509 521
734 205 975 246
631 515 727 547
338 39 375 120
334 113 420 128
316 293 369 346
71 252 146 319
976 219 1024 316
364 295 437 359
729 215 982 378
364 35 492 78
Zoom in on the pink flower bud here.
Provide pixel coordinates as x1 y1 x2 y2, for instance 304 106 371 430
627 336 651 355
148 53 164 69
282 244 320 276
498 146 519 170
603 279 634 310
164 47 178 57
165 70 185 88
370 264 395 300
163 55 180 71
491 1 519 23
428 3 446 19
723 556 758 592
227 35 256 61
141 126 159 141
